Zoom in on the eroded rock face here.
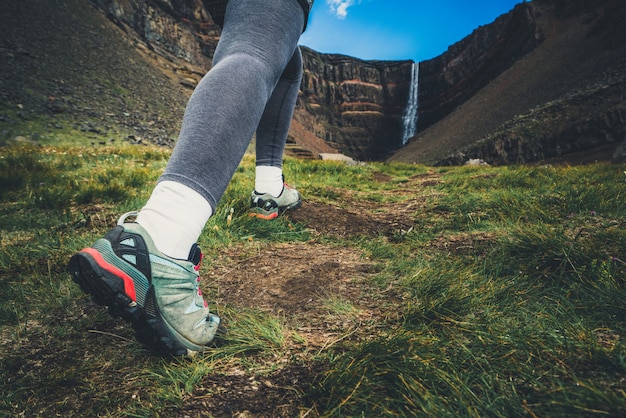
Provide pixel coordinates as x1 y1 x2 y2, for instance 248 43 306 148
89 0 543 161
89 0 626 164
417 2 544 131
90 0 219 73
391 0 626 165
438 107 626 166
297 49 414 160
91 0 417 160
89 0 550 161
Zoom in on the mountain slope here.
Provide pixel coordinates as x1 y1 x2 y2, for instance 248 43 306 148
0 0 191 146
389 0 626 165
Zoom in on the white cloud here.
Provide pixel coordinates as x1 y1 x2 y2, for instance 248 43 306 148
327 0 355 19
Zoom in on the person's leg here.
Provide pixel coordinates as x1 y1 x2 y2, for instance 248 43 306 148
138 0 304 257
254 47 303 197
69 0 305 355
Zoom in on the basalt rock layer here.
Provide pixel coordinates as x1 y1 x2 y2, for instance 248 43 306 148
297 49 414 160
98 0 620 163
417 2 544 132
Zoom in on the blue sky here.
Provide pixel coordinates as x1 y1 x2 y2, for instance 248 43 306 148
300 0 525 62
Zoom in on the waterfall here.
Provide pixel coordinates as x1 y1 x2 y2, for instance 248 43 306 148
401 62 419 145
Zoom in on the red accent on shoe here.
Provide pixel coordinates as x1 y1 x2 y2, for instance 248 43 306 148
81 247 138 302
249 212 279 220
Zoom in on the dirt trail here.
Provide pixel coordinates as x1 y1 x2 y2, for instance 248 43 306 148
178 173 445 416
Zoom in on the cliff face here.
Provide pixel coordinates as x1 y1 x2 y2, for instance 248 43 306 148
417 2 544 131
297 49 413 160
391 0 626 165
89 0 219 83
81 0 626 164
88 0 415 160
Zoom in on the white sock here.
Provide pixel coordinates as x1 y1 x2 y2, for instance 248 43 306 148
136 181 213 260
255 165 284 197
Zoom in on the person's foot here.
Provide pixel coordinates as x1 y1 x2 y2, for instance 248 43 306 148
68 212 220 356
249 182 302 220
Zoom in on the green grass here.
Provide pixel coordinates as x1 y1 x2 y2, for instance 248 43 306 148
1 141 624 416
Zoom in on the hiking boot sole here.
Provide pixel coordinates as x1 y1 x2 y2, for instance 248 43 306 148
69 251 194 356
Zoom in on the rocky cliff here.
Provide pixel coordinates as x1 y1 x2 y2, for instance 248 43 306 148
3 0 623 165
391 0 626 165
86 0 415 160
89 0 219 83
297 49 413 160
417 2 544 132
98 0 621 164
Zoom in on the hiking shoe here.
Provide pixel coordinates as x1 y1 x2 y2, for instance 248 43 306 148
68 212 220 356
249 181 302 220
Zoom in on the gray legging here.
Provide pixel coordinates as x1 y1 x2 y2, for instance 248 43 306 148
159 0 305 211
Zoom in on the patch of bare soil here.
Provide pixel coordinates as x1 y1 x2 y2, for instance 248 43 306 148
428 231 498 257
288 173 443 239
188 242 402 416
205 171 445 330
211 243 378 317
182 362 324 418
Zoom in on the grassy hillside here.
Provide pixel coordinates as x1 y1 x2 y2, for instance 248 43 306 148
1 135 624 416
1 2 624 416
